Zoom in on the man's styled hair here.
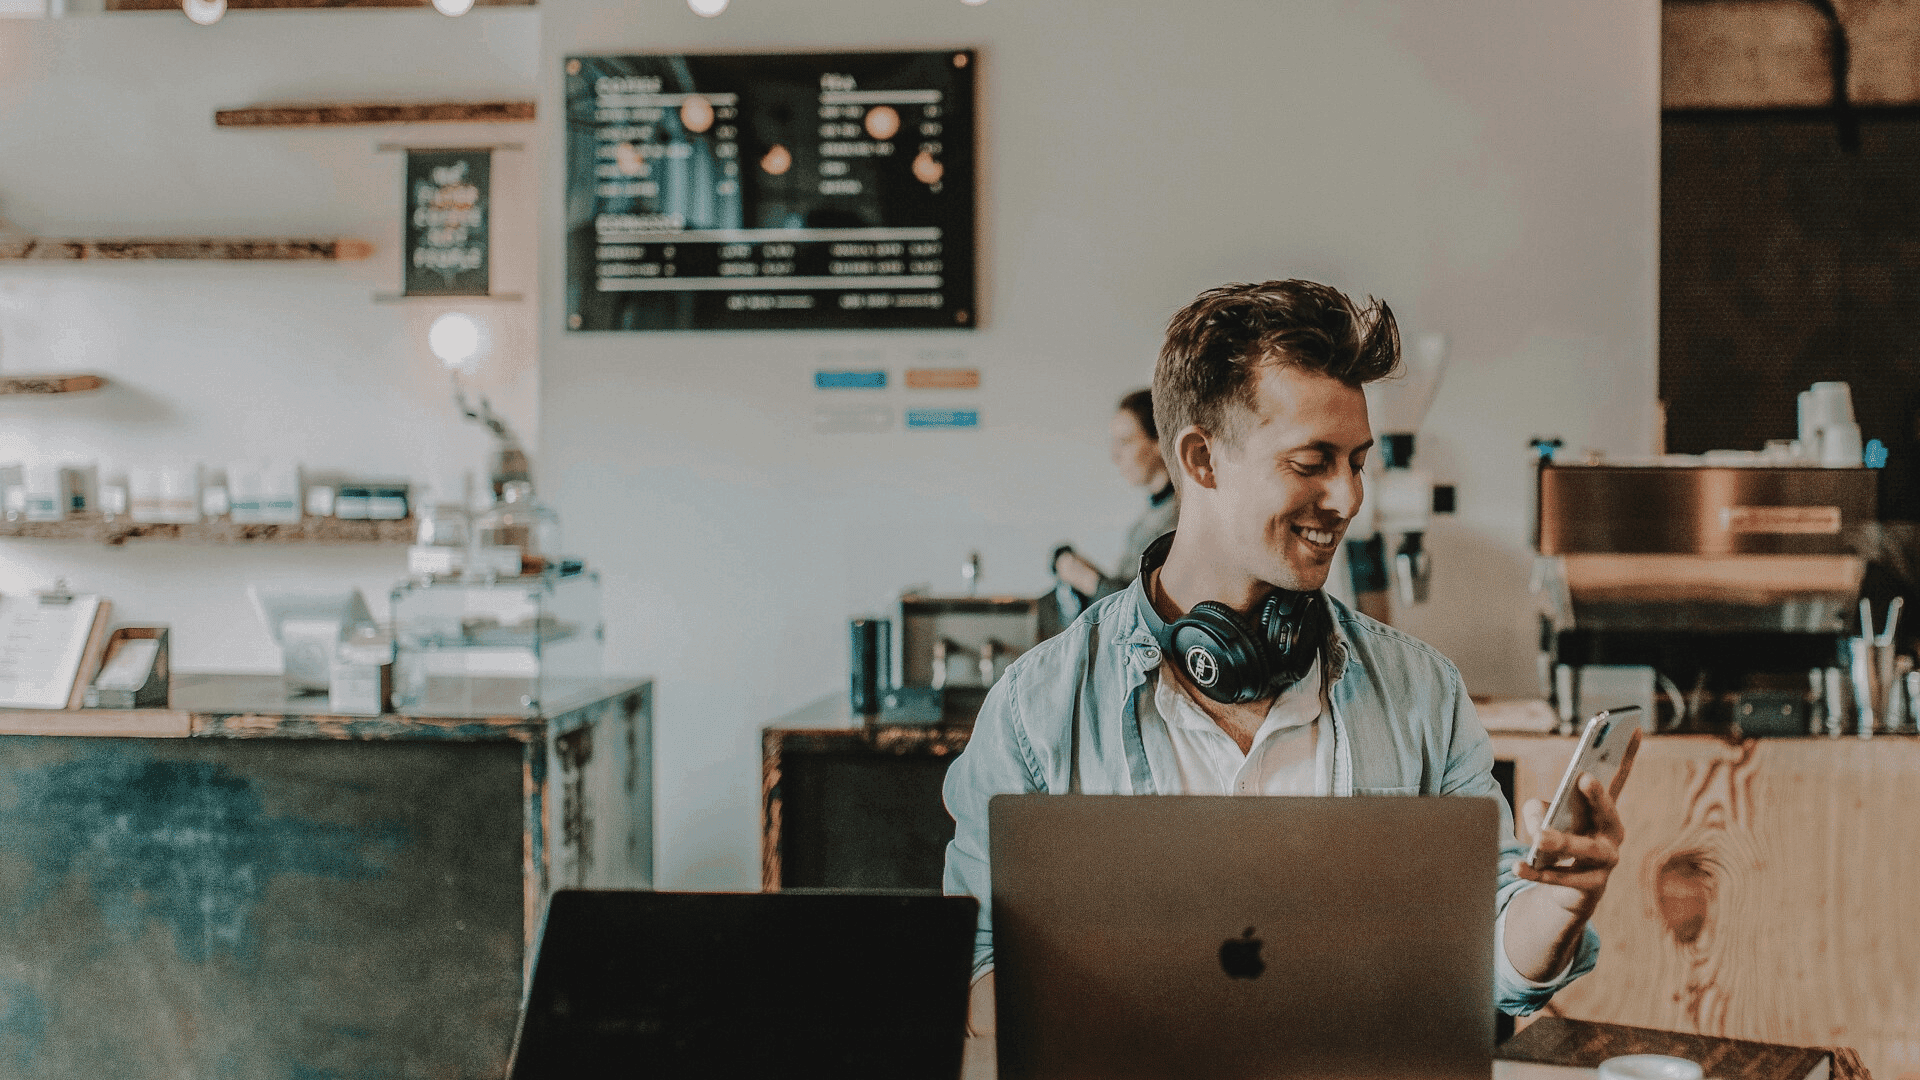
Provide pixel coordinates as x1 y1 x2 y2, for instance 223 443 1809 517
1152 280 1401 469
1117 388 1157 441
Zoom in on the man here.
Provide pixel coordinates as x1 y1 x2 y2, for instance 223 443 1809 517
943 280 1634 1034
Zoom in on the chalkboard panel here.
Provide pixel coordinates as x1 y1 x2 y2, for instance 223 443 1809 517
778 750 956 890
0 737 524 1077
405 148 490 297
564 50 976 331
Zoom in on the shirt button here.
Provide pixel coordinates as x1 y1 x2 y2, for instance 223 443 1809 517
1141 646 1160 662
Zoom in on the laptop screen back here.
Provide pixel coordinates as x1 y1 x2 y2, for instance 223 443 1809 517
507 890 977 1080
990 795 1498 1080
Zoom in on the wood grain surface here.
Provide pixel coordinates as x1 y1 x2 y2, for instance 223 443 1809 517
0 237 370 260
1493 733 1920 1080
0 513 413 545
1501 1015 1839 1080
0 373 106 395
216 101 535 126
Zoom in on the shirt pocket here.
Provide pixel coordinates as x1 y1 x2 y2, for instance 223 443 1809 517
1355 784 1420 797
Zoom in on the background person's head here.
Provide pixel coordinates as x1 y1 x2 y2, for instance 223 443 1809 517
1152 280 1401 593
1111 389 1169 489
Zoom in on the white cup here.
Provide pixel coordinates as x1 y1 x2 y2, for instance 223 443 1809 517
1598 1055 1705 1080
1820 421 1863 467
1807 381 1855 426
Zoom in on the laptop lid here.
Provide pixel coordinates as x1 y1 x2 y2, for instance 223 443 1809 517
506 889 977 1080
990 795 1497 1080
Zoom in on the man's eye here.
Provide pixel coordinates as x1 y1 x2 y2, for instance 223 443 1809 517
1291 459 1329 475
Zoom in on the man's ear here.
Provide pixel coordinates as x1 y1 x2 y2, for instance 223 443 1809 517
1174 426 1217 490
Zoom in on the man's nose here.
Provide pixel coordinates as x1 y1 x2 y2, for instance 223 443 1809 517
1321 469 1363 520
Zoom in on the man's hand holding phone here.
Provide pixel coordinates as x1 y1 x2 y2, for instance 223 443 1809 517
1515 723 1642 920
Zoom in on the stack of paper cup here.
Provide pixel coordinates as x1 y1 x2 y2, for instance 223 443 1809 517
1800 381 1863 467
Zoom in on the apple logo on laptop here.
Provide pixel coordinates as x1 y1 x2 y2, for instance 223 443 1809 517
1219 927 1265 979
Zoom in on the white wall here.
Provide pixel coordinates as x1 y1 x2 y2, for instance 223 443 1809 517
538 0 1660 889
0 9 541 665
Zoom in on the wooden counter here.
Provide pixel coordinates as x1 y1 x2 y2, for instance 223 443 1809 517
1492 732 1918 1080
766 721 1910 1078
0 675 651 1079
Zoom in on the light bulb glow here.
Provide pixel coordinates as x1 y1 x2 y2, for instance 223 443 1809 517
688 0 727 15
433 0 475 16
182 0 225 25
428 312 482 368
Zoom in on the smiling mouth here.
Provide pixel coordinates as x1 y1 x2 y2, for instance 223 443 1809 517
1292 524 1339 550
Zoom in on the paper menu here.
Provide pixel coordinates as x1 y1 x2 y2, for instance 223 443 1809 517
0 593 104 709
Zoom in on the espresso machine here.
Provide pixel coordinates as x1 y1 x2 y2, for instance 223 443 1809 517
1533 458 1878 734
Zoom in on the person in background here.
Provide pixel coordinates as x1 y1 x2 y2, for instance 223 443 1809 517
1052 389 1179 605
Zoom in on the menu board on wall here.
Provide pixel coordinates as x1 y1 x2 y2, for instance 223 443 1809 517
404 149 491 297
564 50 976 331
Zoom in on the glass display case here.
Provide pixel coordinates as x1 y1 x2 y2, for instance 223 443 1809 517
389 569 603 716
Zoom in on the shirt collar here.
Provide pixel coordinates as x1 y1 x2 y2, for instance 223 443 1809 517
1152 657 1323 736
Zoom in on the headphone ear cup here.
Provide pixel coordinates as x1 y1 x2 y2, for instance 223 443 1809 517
1259 590 1324 686
1169 602 1271 705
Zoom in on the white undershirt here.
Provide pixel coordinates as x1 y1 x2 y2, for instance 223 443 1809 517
1142 657 1334 796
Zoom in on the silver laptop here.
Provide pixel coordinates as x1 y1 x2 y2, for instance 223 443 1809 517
989 794 1498 1080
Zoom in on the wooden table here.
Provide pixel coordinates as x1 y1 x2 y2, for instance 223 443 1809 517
1492 733 1915 1080
0 674 651 1079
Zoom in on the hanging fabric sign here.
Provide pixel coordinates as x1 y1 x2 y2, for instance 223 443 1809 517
404 148 491 296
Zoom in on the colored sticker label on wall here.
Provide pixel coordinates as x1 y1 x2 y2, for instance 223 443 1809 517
904 368 980 389
815 370 888 389
906 408 979 429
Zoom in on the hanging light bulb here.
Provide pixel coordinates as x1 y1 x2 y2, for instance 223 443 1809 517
428 312 483 370
432 0 475 16
182 0 225 25
687 0 727 16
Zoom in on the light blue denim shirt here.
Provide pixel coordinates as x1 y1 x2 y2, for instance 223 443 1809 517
941 576 1600 1016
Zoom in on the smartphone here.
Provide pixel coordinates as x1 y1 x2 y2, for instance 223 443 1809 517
1524 707 1642 869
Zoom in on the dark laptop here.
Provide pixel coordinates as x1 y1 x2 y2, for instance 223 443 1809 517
505 889 977 1080
990 795 1499 1080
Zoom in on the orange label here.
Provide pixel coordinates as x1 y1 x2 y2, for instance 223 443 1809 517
904 367 980 390
1722 505 1842 534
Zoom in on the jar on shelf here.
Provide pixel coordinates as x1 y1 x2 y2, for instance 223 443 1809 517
408 502 473 580
471 481 560 577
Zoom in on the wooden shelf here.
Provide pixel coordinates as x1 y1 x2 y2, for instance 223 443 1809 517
217 101 536 128
0 515 414 546
0 374 106 395
0 238 371 261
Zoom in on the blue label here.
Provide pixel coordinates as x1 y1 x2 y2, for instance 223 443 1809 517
906 409 979 429
815 370 888 390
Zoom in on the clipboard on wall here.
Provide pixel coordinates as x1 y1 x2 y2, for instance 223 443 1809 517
0 587 114 710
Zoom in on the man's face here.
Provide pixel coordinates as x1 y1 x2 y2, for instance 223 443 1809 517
1207 364 1372 592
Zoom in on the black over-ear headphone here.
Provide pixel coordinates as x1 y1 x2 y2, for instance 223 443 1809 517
1139 532 1327 705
